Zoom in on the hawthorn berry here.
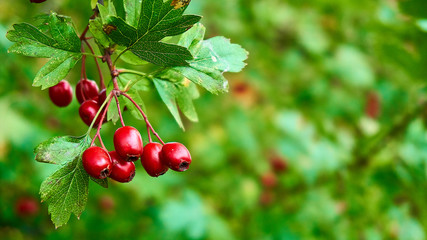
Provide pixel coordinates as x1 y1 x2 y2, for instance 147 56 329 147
160 142 191 172
30 0 47 3
113 126 143 161
98 195 115 213
365 91 381 119
109 151 136 183
76 79 99 104
261 172 277 188
97 89 107 106
15 197 39 217
79 100 101 126
141 142 168 177
269 155 288 173
48 80 73 107
82 146 112 179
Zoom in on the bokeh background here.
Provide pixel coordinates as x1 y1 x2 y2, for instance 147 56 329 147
2 0 427 239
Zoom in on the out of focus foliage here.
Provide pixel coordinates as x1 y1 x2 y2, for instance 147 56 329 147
1 0 427 239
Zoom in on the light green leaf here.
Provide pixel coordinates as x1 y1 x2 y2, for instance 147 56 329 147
107 83 120 124
153 77 199 129
89 18 115 49
153 78 183 129
118 74 149 120
35 135 90 165
165 23 248 94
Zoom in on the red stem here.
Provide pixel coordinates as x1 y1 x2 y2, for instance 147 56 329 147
114 94 125 127
121 92 165 145
147 124 152 143
97 135 106 149
84 39 105 89
90 95 114 147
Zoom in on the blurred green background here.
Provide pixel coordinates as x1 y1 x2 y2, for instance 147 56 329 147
2 0 427 239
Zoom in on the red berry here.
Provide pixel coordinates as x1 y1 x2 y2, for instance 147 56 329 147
160 142 191 172
365 91 381 119
96 89 107 106
113 126 143 161
30 0 47 3
48 80 73 107
259 191 274 206
79 100 101 126
269 155 288 173
109 151 136 183
261 172 277 188
141 142 168 177
76 79 99 104
82 146 112 179
98 195 115 213
15 197 39 217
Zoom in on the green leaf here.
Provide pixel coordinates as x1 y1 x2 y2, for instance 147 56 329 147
165 23 248 94
118 74 150 120
400 0 427 18
153 77 199 129
102 0 201 66
39 135 91 228
6 12 82 89
124 0 142 27
90 176 109 188
35 135 91 165
89 18 115 49
107 84 120 124
118 48 149 65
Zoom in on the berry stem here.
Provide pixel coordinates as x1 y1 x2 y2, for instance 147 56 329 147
121 92 165 145
103 50 120 90
84 39 105 89
97 135 106 149
147 124 152 143
88 92 114 146
114 94 125 127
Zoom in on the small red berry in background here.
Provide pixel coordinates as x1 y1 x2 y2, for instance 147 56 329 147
113 126 144 161
259 191 274 207
161 142 192 172
141 142 168 177
365 91 381 119
269 154 288 173
15 197 39 217
109 151 136 183
48 80 73 107
76 79 99 104
98 195 115 213
82 146 112 179
30 0 47 3
261 172 278 188
79 100 101 126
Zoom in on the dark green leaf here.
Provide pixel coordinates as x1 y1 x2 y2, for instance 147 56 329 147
6 12 82 89
39 135 91 228
102 0 201 66
90 177 109 188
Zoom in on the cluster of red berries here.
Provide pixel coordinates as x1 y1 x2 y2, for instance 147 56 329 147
49 80 192 181
82 126 192 182
48 79 106 126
